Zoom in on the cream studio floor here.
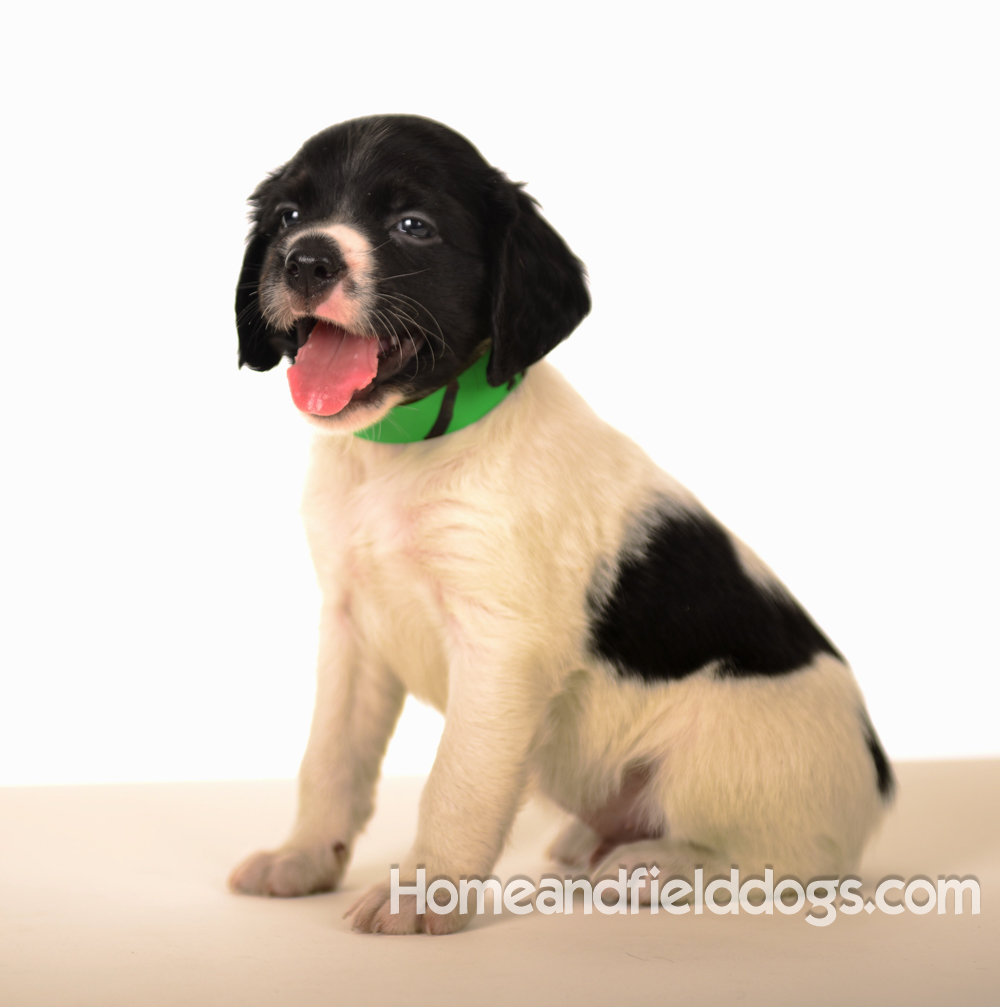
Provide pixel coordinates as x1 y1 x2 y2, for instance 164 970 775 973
1 760 997 1006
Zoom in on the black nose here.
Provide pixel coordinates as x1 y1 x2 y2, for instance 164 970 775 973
283 236 346 298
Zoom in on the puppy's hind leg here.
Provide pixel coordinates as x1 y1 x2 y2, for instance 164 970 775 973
229 600 404 898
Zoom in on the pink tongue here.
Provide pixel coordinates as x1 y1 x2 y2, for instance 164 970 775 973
287 322 380 416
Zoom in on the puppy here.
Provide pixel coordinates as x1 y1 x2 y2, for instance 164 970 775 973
229 115 893 934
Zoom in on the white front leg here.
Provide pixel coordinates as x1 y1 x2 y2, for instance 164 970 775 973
229 599 404 897
348 637 552 934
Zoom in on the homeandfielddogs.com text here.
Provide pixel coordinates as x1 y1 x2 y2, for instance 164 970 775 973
388 868 981 927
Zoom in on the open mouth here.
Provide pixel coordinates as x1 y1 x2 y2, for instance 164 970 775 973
287 318 424 417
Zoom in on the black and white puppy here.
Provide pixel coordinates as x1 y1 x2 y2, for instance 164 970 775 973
229 115 893 935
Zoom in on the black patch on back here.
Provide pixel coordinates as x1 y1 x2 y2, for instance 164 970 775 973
588 509 841 682
861 714 895 801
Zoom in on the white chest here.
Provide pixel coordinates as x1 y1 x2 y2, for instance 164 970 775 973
305 459 457 711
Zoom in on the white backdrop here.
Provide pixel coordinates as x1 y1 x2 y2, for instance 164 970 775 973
0 2 996 785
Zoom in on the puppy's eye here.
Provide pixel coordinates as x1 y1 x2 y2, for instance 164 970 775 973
396 217 433 239
280 209 300 228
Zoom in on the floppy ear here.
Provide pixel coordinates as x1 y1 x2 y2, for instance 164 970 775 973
486 181 591 386
235 231 285 371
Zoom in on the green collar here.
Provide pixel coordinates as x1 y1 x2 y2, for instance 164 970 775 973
353 354 521 443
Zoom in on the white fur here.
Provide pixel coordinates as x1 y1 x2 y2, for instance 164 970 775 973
229 361 885 933
260 222 377 334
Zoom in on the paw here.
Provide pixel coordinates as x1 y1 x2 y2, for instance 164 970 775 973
547 818 601 869
345 881 468 935
228 841 348 897
591 840 730 905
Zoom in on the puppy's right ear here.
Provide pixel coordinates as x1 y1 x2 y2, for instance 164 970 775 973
235 231 284 371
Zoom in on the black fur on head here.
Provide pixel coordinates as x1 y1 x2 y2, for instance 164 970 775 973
483 179 591 386
235 115 590 417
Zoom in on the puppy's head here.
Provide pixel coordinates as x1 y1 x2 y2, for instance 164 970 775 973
236 115 590 433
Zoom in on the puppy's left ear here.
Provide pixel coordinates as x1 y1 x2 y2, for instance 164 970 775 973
235 232 284 371
486 181 591 386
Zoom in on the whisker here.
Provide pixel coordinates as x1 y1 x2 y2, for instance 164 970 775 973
380 301 441 348
407 332 421 379
379 291 447 352
374 269 429 283
236 303 270 326
372 308 402 360
388 307 435 369
380 303 445 371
